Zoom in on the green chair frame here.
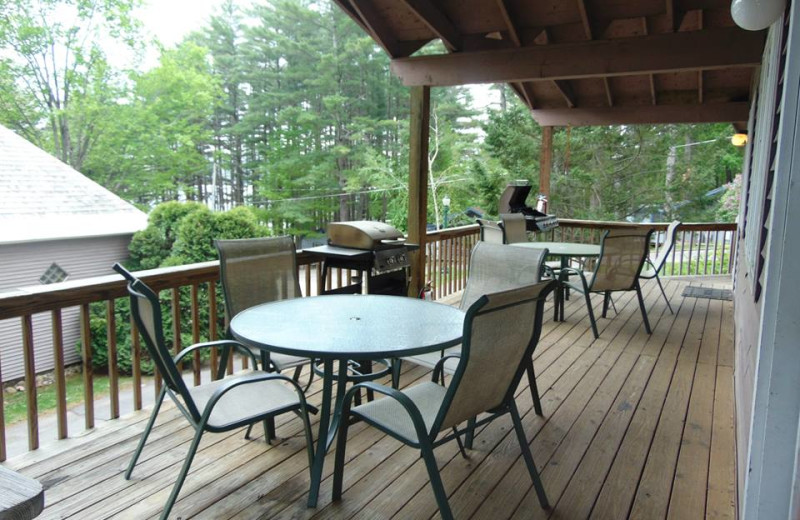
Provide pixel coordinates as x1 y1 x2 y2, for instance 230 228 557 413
333 281 556 520
113 263 315 520
639 220 681 314
556 228 654 339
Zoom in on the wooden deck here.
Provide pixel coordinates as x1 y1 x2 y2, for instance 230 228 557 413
2 277 736 520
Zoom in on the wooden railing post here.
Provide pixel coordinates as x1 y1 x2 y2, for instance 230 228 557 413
106 300 119 420
51 310 67 439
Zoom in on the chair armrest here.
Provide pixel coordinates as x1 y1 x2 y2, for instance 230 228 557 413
175 340 258 368
558 266 591 292
432 354 462 384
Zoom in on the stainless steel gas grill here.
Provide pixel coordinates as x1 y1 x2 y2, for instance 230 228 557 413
304 221 418 296
498 181 559 233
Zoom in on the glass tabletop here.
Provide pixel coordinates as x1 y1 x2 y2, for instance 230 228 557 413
230 294 465 360
510 241 601 257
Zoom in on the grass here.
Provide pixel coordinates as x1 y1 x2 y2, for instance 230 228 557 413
3 373 134 425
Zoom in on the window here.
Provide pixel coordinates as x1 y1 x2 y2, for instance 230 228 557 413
40 263 69 284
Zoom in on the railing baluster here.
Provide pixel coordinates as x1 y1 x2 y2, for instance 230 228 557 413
106 300 119 420
679 231 687 275
431 238 438 299
131 316 142 410
304 263 312 297
80 303 94 430
21 314 38 450
171 288 184 370
712 231 720 275
51 310 67 439
190 283 201 386
703 231 711 275
729 231 736 273
209 282 219 382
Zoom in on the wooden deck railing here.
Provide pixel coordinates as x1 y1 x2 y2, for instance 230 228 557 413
0 220 734 460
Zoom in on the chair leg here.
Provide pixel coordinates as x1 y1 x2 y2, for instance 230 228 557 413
292 364 303 382
602 291 610 318
525 359 543 416
584 291 599 339
452 427 469 459
303 360 316 393
295 407 315 477
264 417 276 443
655 273 674 314
464 417 477 449
635 281 652 334
553 285 561 322
420 441 454 520
159 426 205 520
509 401 549 509
126 385 166 479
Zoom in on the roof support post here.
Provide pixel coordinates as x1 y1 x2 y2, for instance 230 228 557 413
540 126 553 200
407 86 430 297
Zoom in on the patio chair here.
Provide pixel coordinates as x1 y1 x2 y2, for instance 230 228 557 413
476 218 503 243
332 281 556 520
639 220 681 314
556 228 654 339
499 213 528 244
113 263 314 520
401 241 550 415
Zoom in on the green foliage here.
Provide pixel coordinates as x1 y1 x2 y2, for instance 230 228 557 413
716 175 742 223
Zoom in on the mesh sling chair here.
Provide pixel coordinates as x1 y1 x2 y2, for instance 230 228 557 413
216 236 314 441
638 220 681 314
332 281 557 520
401 241 550 415
113 264 314 520
556 227 654 339
499 213 528 244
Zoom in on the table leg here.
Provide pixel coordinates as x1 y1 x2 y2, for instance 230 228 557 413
307 359 334 508
327 360 350 451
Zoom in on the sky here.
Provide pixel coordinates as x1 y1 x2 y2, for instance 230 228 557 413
133 0 501 112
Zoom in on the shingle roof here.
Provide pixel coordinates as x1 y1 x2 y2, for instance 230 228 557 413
0 125 147 244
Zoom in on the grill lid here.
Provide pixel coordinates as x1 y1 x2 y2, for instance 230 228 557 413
327 221 405 250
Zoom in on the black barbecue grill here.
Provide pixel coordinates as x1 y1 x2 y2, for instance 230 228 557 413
304 221 418 296
498 181 559 233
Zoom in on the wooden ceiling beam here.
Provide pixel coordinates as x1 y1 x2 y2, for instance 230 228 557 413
332 0 370 34
399 0 462 51
666 0 686 32
530 102 750 126
392 27 765 86
698 10 704 103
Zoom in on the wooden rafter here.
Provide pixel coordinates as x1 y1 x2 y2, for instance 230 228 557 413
391 28 765 87
554 80 577 108
642 17 658 105
399 0 462 52
349 0 404 58
666 0 686 32
603 78 614 107
698 10 704 103
495 0 521 47
577 0 593 39
530 102 749 126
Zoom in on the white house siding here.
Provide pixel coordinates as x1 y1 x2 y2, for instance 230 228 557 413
0 234 134 382
732 14 791 504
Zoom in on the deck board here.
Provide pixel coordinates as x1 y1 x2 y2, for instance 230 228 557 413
3 277 736 520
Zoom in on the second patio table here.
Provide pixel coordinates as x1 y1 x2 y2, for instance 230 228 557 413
510 240 601 268
229 294 465 508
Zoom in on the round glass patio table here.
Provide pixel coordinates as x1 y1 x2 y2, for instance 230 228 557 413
510 241 601 263
229 294 464 508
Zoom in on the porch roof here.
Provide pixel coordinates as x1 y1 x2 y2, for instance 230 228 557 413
333 0 766 127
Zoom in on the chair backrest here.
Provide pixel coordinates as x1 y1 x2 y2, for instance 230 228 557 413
433 281 556 433
113 264 201 420
499 213 528 244
650 220 681 272
589 227 653 292
215 236 302 321
476 219 504 244
460 242 548 310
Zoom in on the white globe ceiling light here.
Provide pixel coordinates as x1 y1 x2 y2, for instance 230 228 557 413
731 0 785 31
